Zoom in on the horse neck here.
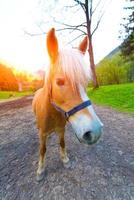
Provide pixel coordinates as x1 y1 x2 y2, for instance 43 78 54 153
43 75 57 115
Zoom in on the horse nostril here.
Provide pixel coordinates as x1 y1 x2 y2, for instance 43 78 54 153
83 131 92 141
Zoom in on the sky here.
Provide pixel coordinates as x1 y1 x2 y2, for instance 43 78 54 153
0 0 126 73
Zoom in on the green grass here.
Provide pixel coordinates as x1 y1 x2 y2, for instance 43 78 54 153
0 91 33 100
87 83 134 115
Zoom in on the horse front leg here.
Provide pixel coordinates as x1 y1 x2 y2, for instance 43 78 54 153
36 129 47 181
58 129 70 166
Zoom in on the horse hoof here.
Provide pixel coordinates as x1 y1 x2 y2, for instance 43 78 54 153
63 161 71 168
36 172 44 182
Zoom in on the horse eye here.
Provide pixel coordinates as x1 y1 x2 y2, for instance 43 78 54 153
56 78 65 86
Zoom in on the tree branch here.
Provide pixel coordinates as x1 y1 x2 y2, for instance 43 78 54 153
64 3 79 9
52 17 87 28
91 11 105 36
74 0 86 12
56 27 87 35
23 29 47 36
92 0 103 15
85 0 91 37
23 26 86 37
66 33 86 45
90 0 93 19
91 0 112 36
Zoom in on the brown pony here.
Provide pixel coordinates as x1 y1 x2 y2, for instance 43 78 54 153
32 28 103 181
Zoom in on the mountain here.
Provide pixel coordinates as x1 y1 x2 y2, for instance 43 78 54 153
105 46 120 59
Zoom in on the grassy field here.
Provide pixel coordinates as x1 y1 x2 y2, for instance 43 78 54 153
87 83 134 115
0 91 33 101
1 84 134 115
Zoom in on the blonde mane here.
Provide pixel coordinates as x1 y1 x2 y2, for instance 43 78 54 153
45 48 90 91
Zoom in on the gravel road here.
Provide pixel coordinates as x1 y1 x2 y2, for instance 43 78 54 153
0 96 134 200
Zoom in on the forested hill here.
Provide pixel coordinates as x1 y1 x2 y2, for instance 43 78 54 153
96 45 134 85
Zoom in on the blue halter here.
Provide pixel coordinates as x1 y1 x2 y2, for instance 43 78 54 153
51 100 92 120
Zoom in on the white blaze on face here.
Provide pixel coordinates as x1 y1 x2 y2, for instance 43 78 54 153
79 86 104 127
69 85 103 144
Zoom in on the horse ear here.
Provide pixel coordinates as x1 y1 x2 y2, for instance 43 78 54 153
78 36 88 54
46 28 58 63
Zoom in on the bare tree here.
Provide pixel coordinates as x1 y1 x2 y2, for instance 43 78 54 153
61 0 109 88
24 0 111 88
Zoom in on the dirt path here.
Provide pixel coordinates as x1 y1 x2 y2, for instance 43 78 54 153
0 97 134 200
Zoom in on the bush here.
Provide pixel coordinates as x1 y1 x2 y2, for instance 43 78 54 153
96 54 128 85
0 63 18 91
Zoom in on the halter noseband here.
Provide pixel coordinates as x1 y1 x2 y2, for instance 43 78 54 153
51 100 92 120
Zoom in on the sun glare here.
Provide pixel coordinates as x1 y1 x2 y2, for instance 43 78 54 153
0 0 125 73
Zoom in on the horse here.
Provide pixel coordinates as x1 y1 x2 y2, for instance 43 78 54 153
32 28 103 181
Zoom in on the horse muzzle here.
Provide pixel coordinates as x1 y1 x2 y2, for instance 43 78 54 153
69 115 103 145
82 122 103 145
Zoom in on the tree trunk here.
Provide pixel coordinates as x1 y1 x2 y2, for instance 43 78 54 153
85 0 99 89
88 39 99 88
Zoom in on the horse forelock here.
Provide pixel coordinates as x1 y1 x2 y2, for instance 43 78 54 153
45 48 90 93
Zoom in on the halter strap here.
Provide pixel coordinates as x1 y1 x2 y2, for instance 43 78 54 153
49 82 91 120
51 100 92 120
